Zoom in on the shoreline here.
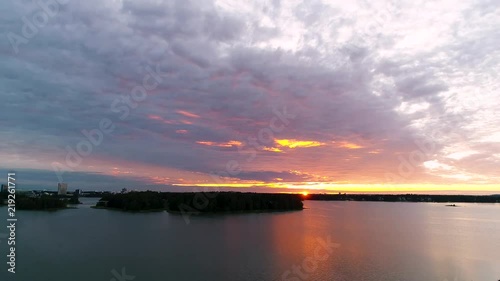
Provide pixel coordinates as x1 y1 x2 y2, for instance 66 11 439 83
166 208 303 215
90 206 166 213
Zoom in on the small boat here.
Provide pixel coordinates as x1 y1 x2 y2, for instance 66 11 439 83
445 204 457 207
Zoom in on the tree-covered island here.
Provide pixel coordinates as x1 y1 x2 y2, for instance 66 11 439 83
95 191 304 213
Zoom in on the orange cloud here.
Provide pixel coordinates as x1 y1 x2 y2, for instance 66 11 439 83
147 114 162 121
263 147 283 153
110 167 132 176
147 114 175 124
149 176 171 185
174 182 272 188
176 110 200 118
334 141 364 149
275 139 325 148
197 140 242 147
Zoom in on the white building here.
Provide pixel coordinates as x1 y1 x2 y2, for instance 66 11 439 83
58 183 68 195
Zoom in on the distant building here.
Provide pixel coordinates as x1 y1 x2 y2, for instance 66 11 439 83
27 191 38 198
0 184 7 192
74 189 81 196
58 183 68 195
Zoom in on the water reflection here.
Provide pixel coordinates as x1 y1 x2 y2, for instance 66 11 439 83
0 200 498 281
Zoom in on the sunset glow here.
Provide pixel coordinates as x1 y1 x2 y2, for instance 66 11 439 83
275 139 325 149
196 141 243 147
334 141 364 149
176 110 201 119
263 147 284 153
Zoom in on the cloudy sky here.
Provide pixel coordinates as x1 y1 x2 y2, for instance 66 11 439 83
1 0 499 193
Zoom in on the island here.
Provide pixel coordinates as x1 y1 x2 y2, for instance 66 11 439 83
0 189 81 211
95 191 304 213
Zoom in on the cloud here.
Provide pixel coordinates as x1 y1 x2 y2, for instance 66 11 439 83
275 139 324 149
1 0 499 191
234 170 313 182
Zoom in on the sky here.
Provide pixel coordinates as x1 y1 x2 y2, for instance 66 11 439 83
1 0 499 194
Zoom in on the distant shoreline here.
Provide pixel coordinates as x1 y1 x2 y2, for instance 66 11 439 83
305 194 500 203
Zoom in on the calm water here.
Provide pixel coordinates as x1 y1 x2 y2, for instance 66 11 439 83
0 199 499 281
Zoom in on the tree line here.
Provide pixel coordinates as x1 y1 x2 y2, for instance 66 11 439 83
0 190 80 210
16 195 68 210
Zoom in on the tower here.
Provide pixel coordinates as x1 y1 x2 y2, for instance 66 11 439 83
58 183 68 195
